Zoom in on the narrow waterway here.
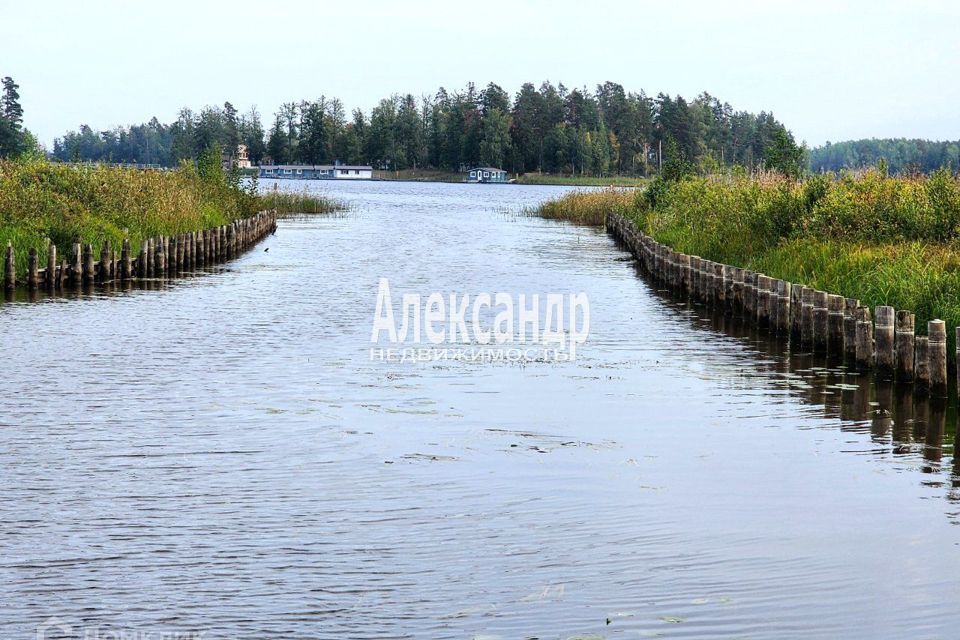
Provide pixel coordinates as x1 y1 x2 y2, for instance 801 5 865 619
3 180 960 639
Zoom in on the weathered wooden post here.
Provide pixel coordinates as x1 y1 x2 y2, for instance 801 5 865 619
895 311 915 383
675 254 687 293
164 236 170 272
70 242 81 287
855 306 873 369
82 243 94 284
168 236 177 273
121 238 131 280
766 279 779 331
826 295 844 354
928 320 947 397
874 306 895 379
100 241 111 283
136 245 147 279
673 250 682 288
721 265 734 312
4 242 14 290
712 262 723 304
843 298 859 361
27 248 39 290
704 260 715 302
155 237 165 276
915 336 930 395
145 238 155 277
777 281 792 334
729 268 742 313
742 271 754 318
800 287 815 348
689 256 699 298
955 327 960 395
756 275 770 327
46 242 57 289
813 291 829 352
790 284 802 340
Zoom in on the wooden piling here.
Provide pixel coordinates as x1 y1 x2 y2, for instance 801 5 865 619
226 224 235 260
722 265 734 312
855 306 873 369
155 237 165 276
70 242 81 287
812 291 829 352
843 298 858 361
790 284 802 340
896 311 915 383
712 262 723 305
827 294 844 354
146 238 155 277
121 238 131 280
4 242 15 290
46 242 57 289
743 271 755 318
27 248 39 290
756 275 770 327
767 279 781 331
928 320 947 397
800 287 814 348
915 337 930 395
100 241 111 282
777 281 792 334
874 306 895 379
82 243 94 284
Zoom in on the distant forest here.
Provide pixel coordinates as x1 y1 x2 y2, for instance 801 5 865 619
50 81 806 176
810 139 960 174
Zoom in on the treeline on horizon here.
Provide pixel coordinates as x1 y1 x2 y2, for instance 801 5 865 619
810 138 960 174
50 81 807 176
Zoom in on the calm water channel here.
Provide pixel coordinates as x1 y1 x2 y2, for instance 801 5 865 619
3 180 960 639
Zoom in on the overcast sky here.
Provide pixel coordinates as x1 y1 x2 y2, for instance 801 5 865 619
4 0 958 148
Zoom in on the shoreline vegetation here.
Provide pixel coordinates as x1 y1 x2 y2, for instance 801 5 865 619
370 168 650 187
533 168 960 355
0 156 340 279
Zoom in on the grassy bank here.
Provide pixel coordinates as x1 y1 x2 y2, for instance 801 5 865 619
373 169 464 183
516 173 650 187
527 188 636 225
0 159 339 277
534 169 960 352
259 189 345 215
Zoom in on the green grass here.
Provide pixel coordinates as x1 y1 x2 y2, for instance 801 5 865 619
516 173 650 187
0 158 340 278
372 169 464 183
524 188 636 226
259 189 346 215
533 168 960 354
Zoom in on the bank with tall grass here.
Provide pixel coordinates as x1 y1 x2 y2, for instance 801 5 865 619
534 169 960 354
0 158 340 277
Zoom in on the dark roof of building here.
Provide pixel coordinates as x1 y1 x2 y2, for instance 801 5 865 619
469 167 506 172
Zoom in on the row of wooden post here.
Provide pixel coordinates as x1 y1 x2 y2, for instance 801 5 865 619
607 212 952 398
3 210 276 292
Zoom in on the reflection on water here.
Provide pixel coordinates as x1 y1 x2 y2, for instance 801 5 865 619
3 179 960 639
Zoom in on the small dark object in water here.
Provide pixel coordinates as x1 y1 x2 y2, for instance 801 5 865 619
264 247 269 252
